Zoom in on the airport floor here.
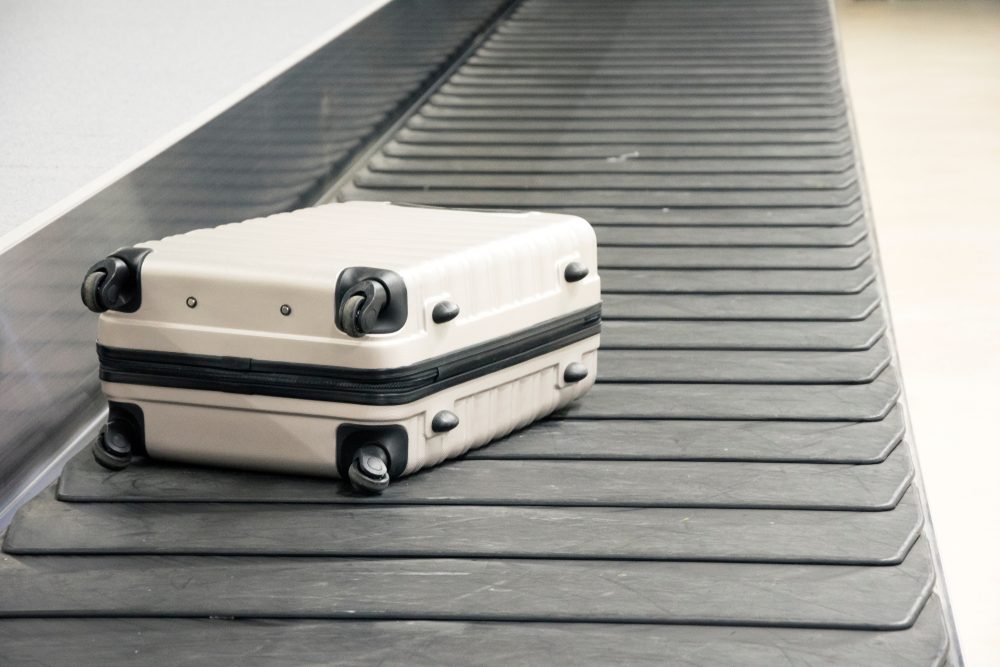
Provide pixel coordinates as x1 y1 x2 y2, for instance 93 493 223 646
836 1 1000 662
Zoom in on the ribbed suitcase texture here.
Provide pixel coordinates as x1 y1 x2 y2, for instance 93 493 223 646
81 202 601 489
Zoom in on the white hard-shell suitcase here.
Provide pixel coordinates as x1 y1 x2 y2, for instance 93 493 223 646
81 202 600 492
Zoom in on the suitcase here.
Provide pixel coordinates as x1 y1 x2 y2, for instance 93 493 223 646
80 202 601 492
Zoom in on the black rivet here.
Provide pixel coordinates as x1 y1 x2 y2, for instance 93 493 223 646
186 297 198 308
431 410 460 433
432 300 460 324
564 262 589 283
563 362 589 383
280 304 292 316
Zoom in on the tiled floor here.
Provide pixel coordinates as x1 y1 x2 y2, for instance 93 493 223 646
836 1 1000 663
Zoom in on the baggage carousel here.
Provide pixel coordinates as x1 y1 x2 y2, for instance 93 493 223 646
0 0 961 663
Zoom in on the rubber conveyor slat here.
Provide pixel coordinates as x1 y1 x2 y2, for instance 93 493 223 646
601 312 887 350
0 0 956 663
600 263 877 292
0 600 950 667
54 443 912 509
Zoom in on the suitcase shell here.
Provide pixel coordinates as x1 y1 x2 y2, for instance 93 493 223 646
83 202 601 487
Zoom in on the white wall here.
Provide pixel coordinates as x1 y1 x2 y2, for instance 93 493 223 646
0 0 385 236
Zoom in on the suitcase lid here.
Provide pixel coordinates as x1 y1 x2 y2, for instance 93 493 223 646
95 202 601 369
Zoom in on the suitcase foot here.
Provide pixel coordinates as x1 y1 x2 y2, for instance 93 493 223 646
92 426 134 470
347 444 391 493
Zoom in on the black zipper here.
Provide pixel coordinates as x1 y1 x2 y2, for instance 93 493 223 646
98 304 601 406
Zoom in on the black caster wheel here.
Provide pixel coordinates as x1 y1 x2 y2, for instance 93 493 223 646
80 254 139 313
339 294 367 338
348 444 391 493
80 270 107 313
338 279 387 338
92 427 133 470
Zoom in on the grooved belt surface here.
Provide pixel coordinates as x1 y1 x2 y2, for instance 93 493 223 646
0 0 955 664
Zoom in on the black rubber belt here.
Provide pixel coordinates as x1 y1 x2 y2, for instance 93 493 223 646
0 0 957 664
